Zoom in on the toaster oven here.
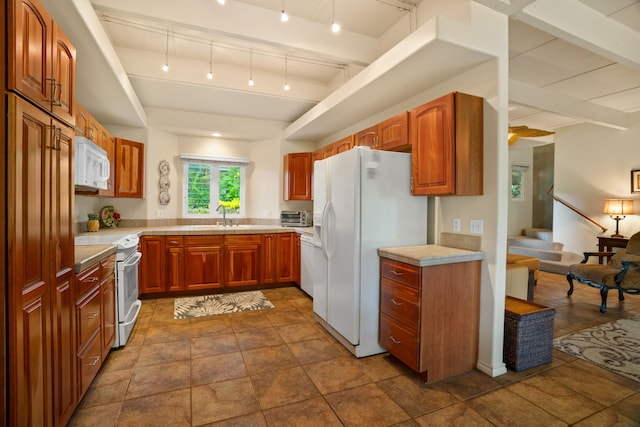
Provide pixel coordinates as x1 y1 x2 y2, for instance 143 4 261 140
280 210 312 226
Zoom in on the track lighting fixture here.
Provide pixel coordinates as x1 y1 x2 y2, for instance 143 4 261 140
248 49 255 86
331 0 340 33
207 42 213 79
162 29 169 72
217 0 225 5
280 0 289 22
283 54 290 91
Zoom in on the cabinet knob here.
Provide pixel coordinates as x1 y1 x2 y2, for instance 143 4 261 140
389 336 402 344
390 299 403 306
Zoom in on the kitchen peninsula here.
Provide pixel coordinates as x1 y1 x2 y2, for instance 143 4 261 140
76 225 308 298
377 245 483 382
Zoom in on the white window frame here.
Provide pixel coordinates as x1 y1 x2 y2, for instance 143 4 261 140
180 153 249 218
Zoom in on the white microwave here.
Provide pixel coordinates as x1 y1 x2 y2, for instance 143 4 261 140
74 136 110 191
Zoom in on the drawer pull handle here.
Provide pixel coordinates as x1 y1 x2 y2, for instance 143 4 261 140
390 299 403 306
85 277 99 283
390 270 404 276
389 336 402 344
84 312 99 320
86 356 100 367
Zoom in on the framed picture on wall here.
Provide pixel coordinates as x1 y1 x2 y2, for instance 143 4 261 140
631 169 640 193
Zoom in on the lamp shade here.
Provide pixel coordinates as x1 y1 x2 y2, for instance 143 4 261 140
603 199 634 216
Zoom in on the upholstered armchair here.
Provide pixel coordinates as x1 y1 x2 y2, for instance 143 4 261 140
566 231 640 312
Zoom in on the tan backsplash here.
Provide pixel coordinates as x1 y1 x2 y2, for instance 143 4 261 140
439 232 482 252
75 217 281 234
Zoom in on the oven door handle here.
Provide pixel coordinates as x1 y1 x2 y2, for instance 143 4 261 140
123 252 142 268
122 300 142 326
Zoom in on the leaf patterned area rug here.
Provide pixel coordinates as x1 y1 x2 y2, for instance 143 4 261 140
553 317 640 382
174 290 274 320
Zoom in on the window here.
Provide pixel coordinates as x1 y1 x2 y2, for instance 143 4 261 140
511 165 527 200
180 154 249 218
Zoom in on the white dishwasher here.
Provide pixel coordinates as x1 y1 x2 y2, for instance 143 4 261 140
300 234 315 297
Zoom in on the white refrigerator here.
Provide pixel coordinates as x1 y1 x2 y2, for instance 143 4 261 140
313 147 428 357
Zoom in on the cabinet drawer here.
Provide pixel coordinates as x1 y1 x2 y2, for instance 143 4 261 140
380 278 420 326
166 236 183 247
184 235 224 246
77 288 101 350
381 258 419 289
76 263 101 297
101 255 116 278
225 234 261 244
379 313 419 370
78 332 102 398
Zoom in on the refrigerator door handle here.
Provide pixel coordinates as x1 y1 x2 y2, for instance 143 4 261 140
324 202 336 260
321 202 330 259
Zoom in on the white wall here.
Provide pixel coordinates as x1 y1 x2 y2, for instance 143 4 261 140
554 120 640 256
75 129 315 225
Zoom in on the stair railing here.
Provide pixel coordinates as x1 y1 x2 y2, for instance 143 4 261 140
547 185 608 233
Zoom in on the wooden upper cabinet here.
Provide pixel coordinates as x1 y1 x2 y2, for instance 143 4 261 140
115 138 144 198
411 92 483 196
378 112 410 151
355 125 378 149
312 149 324 163
333 135 354 153
283 152 312 200
98 131 116 197
74 104 89 138
322 143 337 158
9 0 53 110
51 23 76 126
9 0 76 127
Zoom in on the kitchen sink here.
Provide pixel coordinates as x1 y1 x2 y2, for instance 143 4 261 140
190 224 265 230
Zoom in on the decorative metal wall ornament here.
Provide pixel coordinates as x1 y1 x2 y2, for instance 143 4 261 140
159 160 171 205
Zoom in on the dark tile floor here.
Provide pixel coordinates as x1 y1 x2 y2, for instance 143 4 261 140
69 272 640 426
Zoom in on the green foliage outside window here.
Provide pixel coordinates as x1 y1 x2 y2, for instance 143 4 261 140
219 166 240 213
186 163 241 215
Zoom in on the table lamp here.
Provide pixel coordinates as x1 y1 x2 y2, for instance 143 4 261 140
603 199 634 238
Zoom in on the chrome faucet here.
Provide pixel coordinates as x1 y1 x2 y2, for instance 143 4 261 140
216 204 228 226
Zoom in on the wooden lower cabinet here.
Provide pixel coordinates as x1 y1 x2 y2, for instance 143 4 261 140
166 236 184 291
75 254 116 402
140 232 301 295
139 236 166 294
378 257 480 382
184 236 225 290
226 235 261 287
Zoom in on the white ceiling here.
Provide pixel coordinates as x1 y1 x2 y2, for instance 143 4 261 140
40 0 640 142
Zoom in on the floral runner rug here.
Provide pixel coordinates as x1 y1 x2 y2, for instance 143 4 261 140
174 290 274 319
553 317 640 382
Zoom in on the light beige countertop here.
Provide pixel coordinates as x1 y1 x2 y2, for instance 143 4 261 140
378 245 483 267
74 245 116 274
76 225 308 238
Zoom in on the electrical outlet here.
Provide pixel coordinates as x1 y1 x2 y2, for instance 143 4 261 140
156 209 164 218
470 219 483 235
453 217 461 232
264 210 271 218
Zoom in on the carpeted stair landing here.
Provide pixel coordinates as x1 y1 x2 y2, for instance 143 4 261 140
508 228 582 275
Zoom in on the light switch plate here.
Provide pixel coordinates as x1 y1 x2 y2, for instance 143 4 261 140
156 209 164 218
470 219 483 234
453 217 461 232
